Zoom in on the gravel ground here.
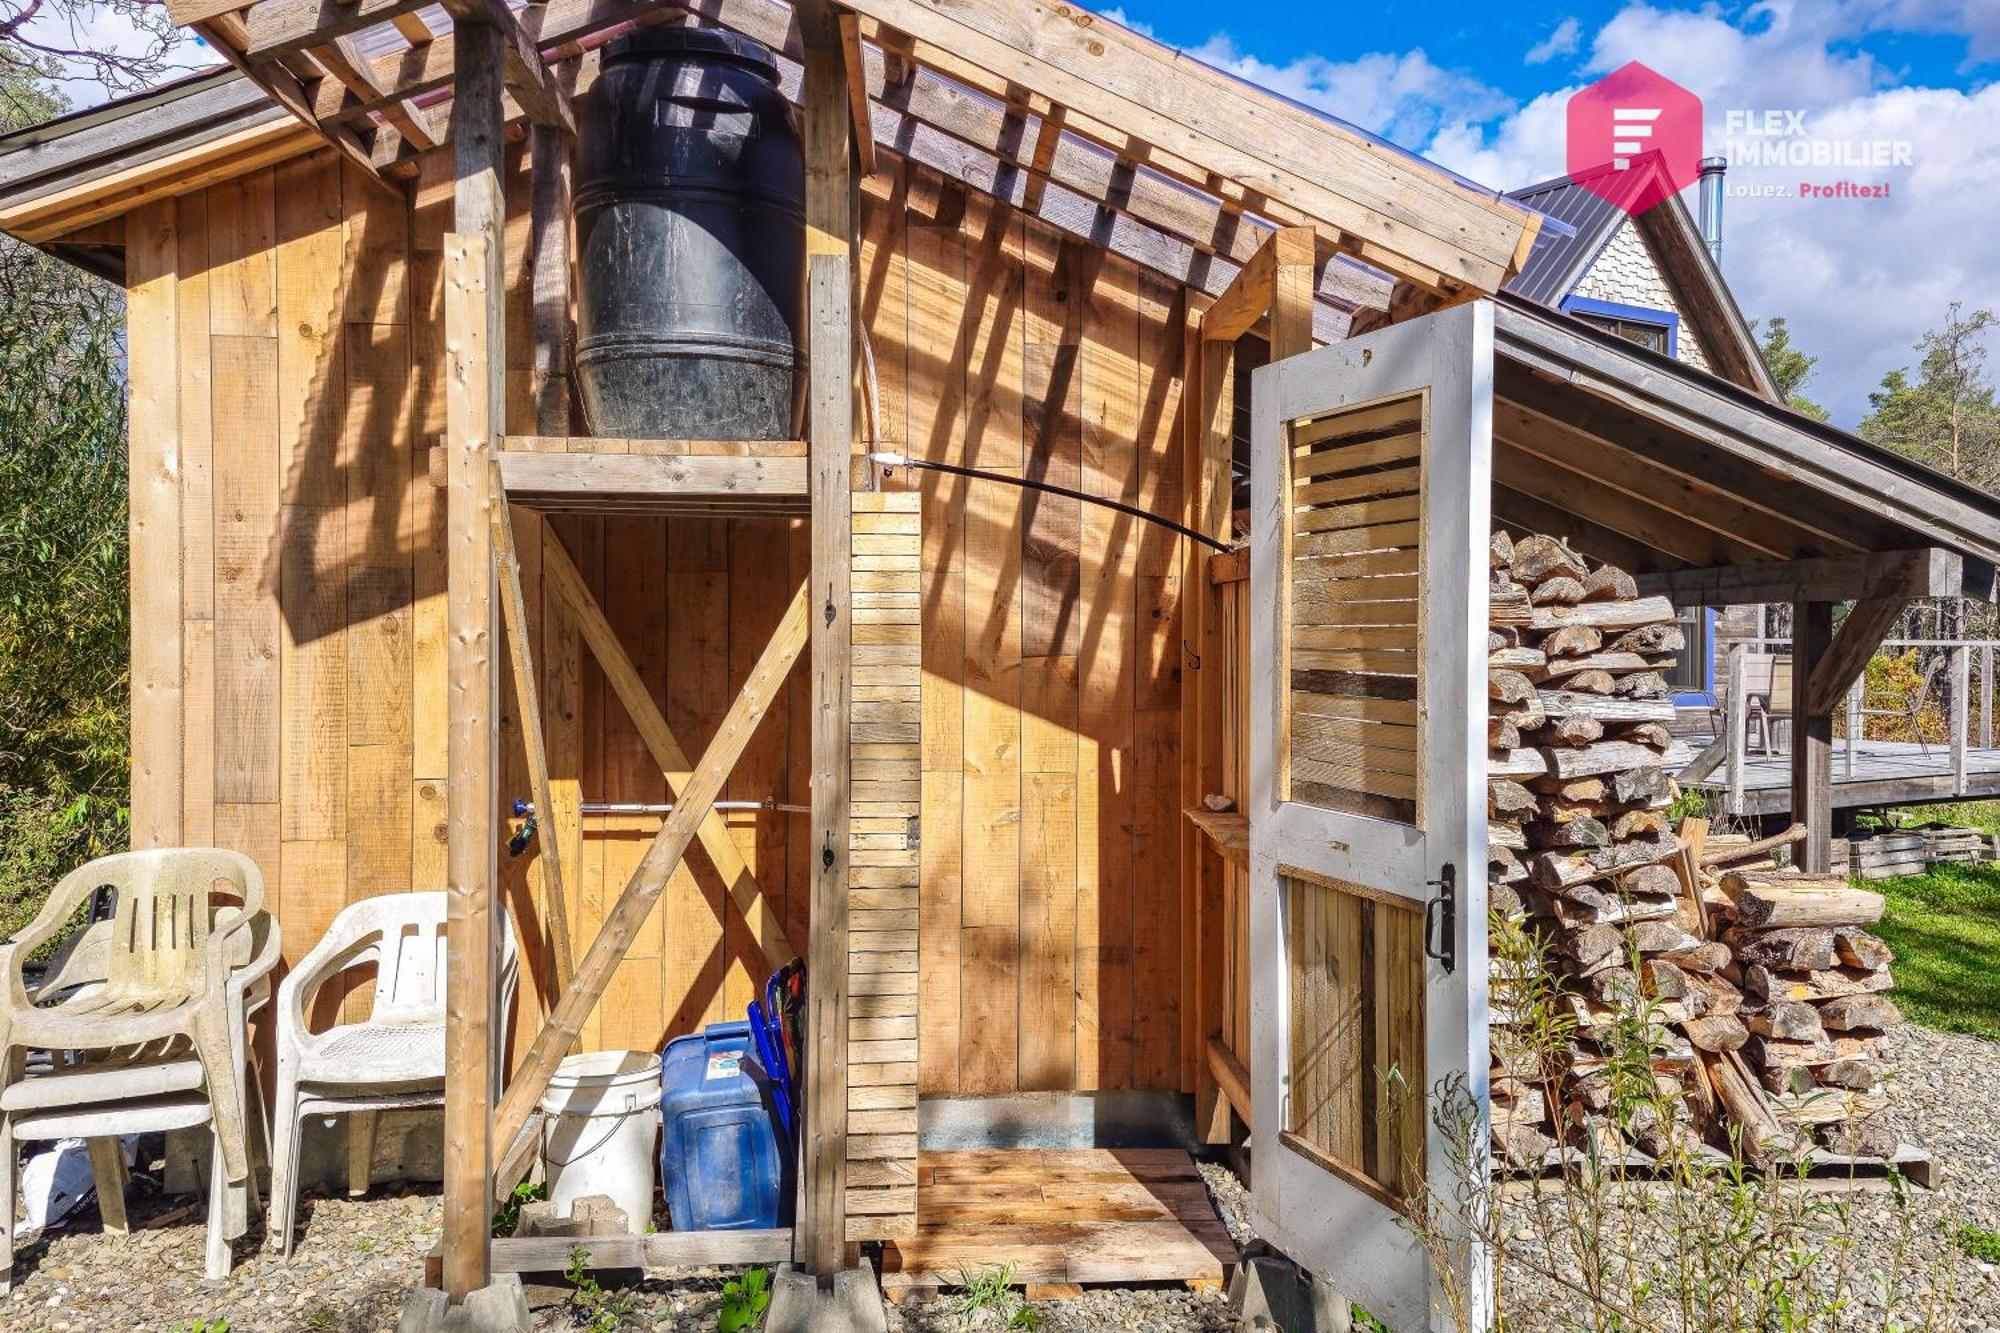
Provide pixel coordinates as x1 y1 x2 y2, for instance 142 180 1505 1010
4 1023 1994 1331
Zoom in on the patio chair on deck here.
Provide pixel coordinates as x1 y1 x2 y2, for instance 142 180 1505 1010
0 849 281 1290
267 891 519 1257
1858 652 1945 759
1741 652 1792 757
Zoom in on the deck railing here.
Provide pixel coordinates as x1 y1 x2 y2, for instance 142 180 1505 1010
1712 636 1998 813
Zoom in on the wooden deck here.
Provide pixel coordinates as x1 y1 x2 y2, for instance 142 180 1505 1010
1688 738 2000 815
879 1149 1238 1292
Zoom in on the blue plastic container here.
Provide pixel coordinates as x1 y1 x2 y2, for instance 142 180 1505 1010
659 1020 788 1230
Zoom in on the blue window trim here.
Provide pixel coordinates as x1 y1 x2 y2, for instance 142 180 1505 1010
1669 607 1718 707
1559 295 1680 358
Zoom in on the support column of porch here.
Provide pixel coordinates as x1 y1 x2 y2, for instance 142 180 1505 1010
440 17 507 1309
1790 600 1834 874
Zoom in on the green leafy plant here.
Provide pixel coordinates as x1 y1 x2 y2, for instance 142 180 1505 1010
566 1243 638 1332
1956 1224 2000 1264
178 1321 230 1333
717 1266 771 1332
491 1179 547 1237
949 1264 1040 1329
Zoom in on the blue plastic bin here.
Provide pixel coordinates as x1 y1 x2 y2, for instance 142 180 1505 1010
659 1020 788 1230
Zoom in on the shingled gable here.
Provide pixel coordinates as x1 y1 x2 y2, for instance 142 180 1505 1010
1505 158 1779 401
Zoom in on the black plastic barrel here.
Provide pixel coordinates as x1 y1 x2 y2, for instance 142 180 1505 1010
573 28 804 440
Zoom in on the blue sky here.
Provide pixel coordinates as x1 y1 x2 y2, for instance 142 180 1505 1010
1107 0 2000 428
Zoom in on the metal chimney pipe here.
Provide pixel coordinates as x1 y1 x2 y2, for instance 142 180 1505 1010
1697 156 1727 266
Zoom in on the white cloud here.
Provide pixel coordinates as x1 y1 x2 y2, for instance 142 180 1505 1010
1184 35 1511 152
1526 18 1583 65
13 2 211 109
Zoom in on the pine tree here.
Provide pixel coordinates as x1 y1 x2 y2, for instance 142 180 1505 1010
1753 316 1829 421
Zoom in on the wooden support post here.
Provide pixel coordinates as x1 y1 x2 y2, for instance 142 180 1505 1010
493 586 811 1152
798 0 856 1279
1724 641 1746 816
528 124 572 436
1269 227 1316 361
1951 641 1970 794
539 534 796 968
1846 674 1863 780
1791 601 1834 874
441 15 506 1304
1983 643 1994 751
491 483 575 993
1186 321 1232 1137
802 255 853 1273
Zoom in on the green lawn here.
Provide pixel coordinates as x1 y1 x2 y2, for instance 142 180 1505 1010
1870 859 2000 1041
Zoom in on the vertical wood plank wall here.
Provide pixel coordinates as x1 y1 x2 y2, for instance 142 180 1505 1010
124 150 1186 1093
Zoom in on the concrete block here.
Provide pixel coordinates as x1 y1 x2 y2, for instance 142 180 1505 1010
397 1273 533 1333
1228 1249 1350 1333
516 1194 628 1239
764 1261 888 1333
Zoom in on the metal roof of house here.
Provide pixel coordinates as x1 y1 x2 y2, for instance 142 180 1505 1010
1501 170 1628 306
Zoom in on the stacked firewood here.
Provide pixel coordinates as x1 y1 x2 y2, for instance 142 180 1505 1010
1483 532 1908 1170
1708 866 1900 1158
1486 530 1698 1164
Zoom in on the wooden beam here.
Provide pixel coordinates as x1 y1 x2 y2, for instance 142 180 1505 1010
529 124 573 436
440 16 507 1304
833 0 1536 291
480 1229 793 1274
1791 600 1834 874
1639 549 1962 608
837 13 879 177
490 481 576 995
1199 227 1280 343
492 582 811 1154
496 450 810 503
440 0 575 133
309 34 440 150
1803 596 1909 715
191 18 394 186
239 0 436 62
538 533 797 971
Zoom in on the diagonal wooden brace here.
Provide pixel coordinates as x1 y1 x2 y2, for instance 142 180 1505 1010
492 580 810 1152
489 481 576 994
540 530 798 972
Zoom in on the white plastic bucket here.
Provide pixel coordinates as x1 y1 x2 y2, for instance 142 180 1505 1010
539 1049 662 1233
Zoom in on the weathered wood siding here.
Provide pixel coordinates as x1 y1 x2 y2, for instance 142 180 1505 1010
124 148 1186 1092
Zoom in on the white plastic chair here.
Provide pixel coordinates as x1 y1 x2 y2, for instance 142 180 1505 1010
268 891 518 1256
0 852 281 1291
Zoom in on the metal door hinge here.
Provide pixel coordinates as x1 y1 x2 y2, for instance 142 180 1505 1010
1424 862 1456 974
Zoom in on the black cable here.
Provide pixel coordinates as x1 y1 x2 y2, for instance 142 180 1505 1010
869 451 1234 554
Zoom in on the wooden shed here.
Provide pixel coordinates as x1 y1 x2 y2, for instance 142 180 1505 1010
4 0 1998 1327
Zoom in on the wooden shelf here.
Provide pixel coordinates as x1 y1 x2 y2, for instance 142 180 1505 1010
494 448 808 516
1183 807 1249 867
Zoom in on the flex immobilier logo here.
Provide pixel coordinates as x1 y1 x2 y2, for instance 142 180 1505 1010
1566 60 1703 216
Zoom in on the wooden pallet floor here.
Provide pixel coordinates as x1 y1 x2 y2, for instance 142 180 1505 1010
879 1149 1238 1291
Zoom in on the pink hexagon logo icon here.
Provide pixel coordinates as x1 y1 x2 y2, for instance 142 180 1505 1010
1566 61 1703 216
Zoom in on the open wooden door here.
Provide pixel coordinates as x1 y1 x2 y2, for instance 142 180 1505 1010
1247 301 1493 1331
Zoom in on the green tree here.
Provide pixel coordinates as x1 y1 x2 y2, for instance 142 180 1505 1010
1753 315 1829 420
1859 302 2000 493
0 69 130 936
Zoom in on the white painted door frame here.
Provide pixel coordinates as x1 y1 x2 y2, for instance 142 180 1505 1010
1247 299 1494 1331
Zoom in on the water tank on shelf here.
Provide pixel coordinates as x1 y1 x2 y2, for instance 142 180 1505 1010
573 27 804 441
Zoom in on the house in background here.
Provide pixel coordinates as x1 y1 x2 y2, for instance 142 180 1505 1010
1505 161 1779 718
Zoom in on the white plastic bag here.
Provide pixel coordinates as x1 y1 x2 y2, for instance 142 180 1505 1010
15 1135 137 1237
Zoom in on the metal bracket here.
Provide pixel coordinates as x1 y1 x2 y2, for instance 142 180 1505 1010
1423 862 1456 974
